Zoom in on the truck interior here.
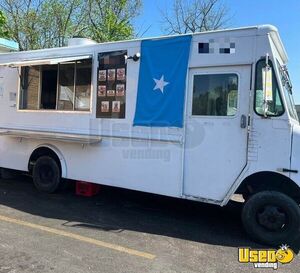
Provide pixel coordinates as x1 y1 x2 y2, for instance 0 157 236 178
41 65 57 110
19 58 92 111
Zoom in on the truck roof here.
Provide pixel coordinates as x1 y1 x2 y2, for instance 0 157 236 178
0 24 288 64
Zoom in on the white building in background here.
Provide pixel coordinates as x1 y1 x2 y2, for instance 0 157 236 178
0 38 19 53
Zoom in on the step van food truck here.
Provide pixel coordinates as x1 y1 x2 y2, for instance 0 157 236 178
0 25 299 245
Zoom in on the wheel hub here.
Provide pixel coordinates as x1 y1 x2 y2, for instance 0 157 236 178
39 165 54 184
257 205 286 231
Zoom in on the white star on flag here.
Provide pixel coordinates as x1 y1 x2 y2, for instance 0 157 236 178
153 75 169 94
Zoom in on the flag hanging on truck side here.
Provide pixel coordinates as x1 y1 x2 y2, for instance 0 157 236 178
133 35 192 128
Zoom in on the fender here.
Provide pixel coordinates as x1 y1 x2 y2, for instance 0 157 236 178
32 143 68 178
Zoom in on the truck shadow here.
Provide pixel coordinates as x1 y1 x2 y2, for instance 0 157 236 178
0 176 299 252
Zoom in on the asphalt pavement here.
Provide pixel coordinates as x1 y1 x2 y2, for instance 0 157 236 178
0 175 299 273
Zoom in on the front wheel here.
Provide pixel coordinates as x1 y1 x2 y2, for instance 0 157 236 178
33 156 61 193
242 191 300 246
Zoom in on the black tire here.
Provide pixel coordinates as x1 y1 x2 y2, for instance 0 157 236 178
242 191 300 246
33 156 61 193
242 192 250 202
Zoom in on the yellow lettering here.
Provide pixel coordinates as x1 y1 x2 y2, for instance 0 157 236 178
268 251 277 263
239 248 249 263
259 251 267 263
238 248 278 264
250 250 258 263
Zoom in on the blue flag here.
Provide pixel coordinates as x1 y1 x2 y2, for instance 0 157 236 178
133 35 192 128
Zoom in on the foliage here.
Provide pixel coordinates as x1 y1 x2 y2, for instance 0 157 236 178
162 0 230 34
37 0 89 48
0 10 9 38
0 0 141 50
87 0 141 42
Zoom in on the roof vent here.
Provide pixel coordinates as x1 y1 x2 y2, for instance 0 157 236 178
67 38 97 47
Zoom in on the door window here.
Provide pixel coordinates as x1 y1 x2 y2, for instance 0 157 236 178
192 74 238 116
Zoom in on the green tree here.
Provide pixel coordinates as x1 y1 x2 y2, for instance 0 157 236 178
0 0 89 50
87 0 141 42
37 0 89 48
0 10 10 38
0 0 141 50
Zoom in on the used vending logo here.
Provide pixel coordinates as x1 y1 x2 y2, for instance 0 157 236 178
238 245 294 270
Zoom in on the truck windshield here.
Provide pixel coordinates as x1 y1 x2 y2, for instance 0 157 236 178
277 61 299 121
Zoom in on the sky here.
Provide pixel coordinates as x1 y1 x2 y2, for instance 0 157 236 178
134 0 300 103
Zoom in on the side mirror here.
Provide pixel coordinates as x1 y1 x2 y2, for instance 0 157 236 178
262 54 273 117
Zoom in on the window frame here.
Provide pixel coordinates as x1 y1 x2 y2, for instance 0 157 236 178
275 59 298 121
190 71 240 119
253 58 285 118
74 58 93 112
17 57 93 113
18 65 42 110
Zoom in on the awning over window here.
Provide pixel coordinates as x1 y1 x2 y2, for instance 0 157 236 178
0 55 92 67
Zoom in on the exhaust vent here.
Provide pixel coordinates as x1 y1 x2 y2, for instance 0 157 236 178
67 38 97 47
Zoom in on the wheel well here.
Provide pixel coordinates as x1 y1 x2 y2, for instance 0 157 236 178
28 147 62 174
236 171 300 202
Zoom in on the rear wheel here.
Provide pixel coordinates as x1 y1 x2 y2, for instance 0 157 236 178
33 156 61 193
242 191 300 246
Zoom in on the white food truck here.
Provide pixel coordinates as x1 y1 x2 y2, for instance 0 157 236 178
0 25 299 245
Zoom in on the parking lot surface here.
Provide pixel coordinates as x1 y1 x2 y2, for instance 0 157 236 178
0 176 299 273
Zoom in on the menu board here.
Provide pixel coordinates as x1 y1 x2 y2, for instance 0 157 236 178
96 51 127 119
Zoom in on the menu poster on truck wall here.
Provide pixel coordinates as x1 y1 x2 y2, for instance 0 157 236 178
96 50 127 119
98 85 106 97
116 84 125 96
99 70 107 81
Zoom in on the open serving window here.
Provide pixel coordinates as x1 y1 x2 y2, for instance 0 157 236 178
16 55 93 111
96 51 127 119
